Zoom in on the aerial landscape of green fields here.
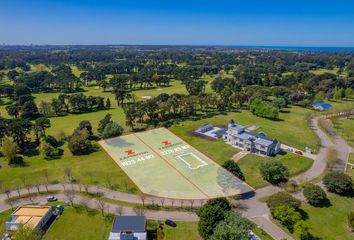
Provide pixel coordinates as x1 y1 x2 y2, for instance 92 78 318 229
1 1 354 240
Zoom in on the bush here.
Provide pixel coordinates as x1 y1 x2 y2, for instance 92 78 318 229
303 184 328 207
101 122 124 139
273 205 302 231
198 204 225 240
43 135 58 148
260 158 289 183
206 198 232 212
323 172 353 195
267 192 301 212
222 160 245 180
249 98 279 119
40 141 60 157
68 129 93 155
348 211 354 231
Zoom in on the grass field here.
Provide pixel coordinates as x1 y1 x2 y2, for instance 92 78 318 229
346 153 354 179
43 204 112 240
238 151 313 188
333 117 354 147
0 143 137 193
162 221 200 240
299 193 354 240
99 128 253 199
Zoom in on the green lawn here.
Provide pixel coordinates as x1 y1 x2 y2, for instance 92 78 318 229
170 106 319 151
346 153 354 179
238 151 313 188
43 204 112 240
300 193 354 240
333 117 354 147
309 68 339 75
0 143 137 193
163 221 200 240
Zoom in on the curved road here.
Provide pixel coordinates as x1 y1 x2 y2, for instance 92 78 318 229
0 114 352 239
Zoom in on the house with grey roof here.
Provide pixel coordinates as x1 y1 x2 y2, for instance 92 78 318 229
108 216 146 240
224 120 281 156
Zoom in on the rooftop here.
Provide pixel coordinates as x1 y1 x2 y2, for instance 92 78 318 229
111 216 146 233
9 205 51 229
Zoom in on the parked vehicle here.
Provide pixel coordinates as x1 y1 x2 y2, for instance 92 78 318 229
47 196 58 202
295 150 303 155
165 219 177 227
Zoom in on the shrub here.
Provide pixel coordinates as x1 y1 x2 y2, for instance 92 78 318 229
68 129 93 155
303 184 328 206
348 211 354 231
260 158 289 183
267 192 301 212
206 198 232 212
249 98 279 119
323 172 353 195
43 135 58 148
273 205 302 231
40 141 60 157
198 204 225 240
101 122 124 139
222 160 245 180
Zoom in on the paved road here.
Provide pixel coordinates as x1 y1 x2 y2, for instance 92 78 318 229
0 193 198 222
239 115 353 240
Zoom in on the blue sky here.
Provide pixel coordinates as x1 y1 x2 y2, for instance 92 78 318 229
1 0 354 46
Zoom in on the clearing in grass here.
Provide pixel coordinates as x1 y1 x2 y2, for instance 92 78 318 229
98 127 254 200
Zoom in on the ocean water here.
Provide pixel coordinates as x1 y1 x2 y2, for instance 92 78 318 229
228 45 354 52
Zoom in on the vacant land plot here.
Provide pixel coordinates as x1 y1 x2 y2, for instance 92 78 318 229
299 193 354 240
238 152 313 188
99 128 254 199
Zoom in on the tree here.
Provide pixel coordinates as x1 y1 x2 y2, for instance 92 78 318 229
34 117 51 138
272 97 287 109
40 141 60 158
97 113 113 135
67 129 92 155
6 103 20 118
77 120 93 136
249 98 279 119
2 137 19 164
105 98 111 109
303 184 328 206
198 204 225 239
260 158 289 183
273 205 302 231
344 87 353 99
6 118 32 150
206 198 232 212
210 212 253 240
267 191 301 212
101 122 124 139
222 160 245 180
323 172 353 195
348 211 354 231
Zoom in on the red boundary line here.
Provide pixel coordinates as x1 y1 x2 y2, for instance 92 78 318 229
98 136 210 201
164 127 256 192
98 127 255 201
133 133 211 199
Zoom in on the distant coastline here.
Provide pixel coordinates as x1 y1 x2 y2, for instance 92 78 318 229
1 44 354 52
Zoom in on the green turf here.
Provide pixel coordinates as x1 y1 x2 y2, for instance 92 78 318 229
162 221 199 240
99 128 253 199
333 117 354 147
0 143 137 194
238 151 313 188
170 106 319 151
299 193 354 240
346 154 354 180
309 68 339 75
43 204 112 240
